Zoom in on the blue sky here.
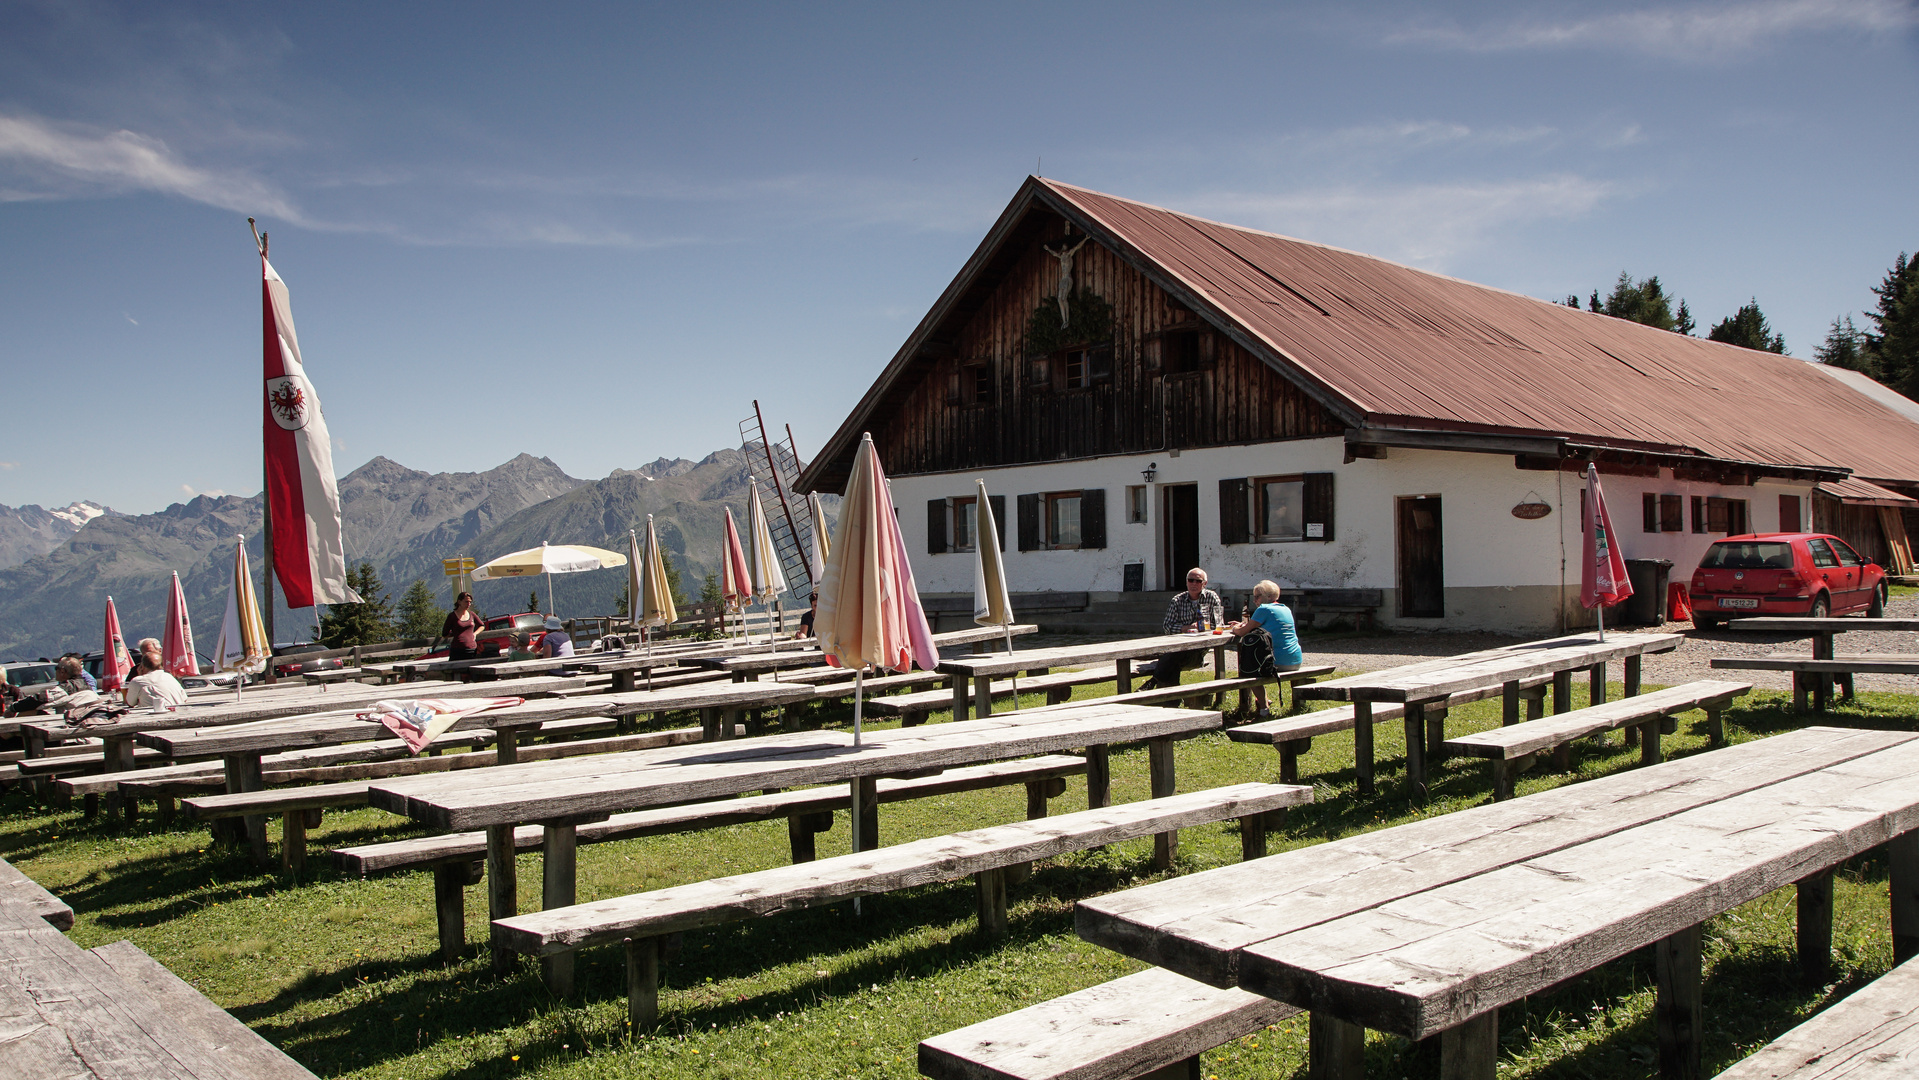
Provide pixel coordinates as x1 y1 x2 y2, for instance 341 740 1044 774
1 1 1914 514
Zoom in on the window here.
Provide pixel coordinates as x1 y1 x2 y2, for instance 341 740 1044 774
1063 350 1087 389
927 495 1003 554
1254 475 1306 541
964 363 992 404
1808 538 1839 568
1016 489 1106 550
1125 485 1148 524
1642 493 1658 533
1047 492 1082 548
1829 537 1863 566
1164 330 1203 374
1704 496 1749 535
1660 494 1684 532
1692 495 1707 534
1219 473 1334 544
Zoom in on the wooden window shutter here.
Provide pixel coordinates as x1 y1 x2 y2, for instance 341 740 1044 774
1080 488 1107 550
1303 472 1335 541
1691 495 1707 534
927 499 948 555
1706 496 1729 533
1017 493 1040 551
1642 493 1658 533
1219 478 1249 545
1660 494 1684 531
945 369 961 406
988 495 1006 552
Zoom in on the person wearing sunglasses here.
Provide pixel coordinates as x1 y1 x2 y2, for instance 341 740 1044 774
1143 568 1224 689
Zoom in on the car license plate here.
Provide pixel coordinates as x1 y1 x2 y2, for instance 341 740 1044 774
1721 597 1759 609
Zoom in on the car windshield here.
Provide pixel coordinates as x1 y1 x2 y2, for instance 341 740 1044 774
515 614 546 630
4 663 58 687
1699 541 1793 570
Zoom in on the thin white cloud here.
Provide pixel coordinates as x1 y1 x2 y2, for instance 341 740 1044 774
1391 0 1919 60
1181 175 1616 267
0 112 302 220
0 462 17 470
124 313 138 326
180 483 228 498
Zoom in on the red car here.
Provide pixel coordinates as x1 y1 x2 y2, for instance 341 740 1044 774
1689 532 1887 629
420 612 552 659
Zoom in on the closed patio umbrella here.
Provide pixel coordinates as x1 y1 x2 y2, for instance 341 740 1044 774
162 571 198 679
719 507 751 640
101 596 132 693
470 541 627 620
746 481 789 644
213 536 270 699
807 491 831 595
1580 463 1633 641
632 517 679 683
971 479 1020 705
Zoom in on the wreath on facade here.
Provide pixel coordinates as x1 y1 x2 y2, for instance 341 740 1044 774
1024 288 1116 358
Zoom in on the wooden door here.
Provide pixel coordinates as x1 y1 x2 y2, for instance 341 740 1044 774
1163 484 1199 590
1397 496 1445 618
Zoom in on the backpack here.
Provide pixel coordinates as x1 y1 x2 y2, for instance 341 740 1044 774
1237 625 1278 678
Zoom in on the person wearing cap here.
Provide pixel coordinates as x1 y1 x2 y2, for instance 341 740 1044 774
537 617 574 673
797 591 819 639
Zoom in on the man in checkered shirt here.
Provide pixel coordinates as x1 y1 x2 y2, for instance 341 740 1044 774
1145 567 1224 688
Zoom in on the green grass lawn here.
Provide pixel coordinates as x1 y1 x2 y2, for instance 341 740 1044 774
5 677 1916 1079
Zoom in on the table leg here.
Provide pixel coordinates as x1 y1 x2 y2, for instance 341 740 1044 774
1501 681 1520 727
224 753 270 867
1797 869 1833 986
1814 631 1834 712
975 867 1008 935
1426 707 1449 765
1149 737 1177 869
1116 658 1133 696
1403 701 1427 802
974 675 994 718
1211 643 1227 709
1656 923 1703 1080
1890 831 1919 963
1625 654 1643 697
612 670 635 693
433 863 472 963
951 678 970 722
1550 671 1574 771
1441 1011 1498 1080
851 777 879 852
626 937 661 1028
1354 701 1374 796
495 728 519 766
282 812 306 873
721 708 741 740
1588 662 1606 706
1308 1013 1366 1080
1639 720 1662 766
487 825 518 975
104 735 135 824
1085 744 1111 810
542 823 577 996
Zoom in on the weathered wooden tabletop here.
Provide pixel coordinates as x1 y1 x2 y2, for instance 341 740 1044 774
1725 616 1919 634
1075 726 1919 1064
1296 631 1682 704
937 633 1229 680
368 699 1221 831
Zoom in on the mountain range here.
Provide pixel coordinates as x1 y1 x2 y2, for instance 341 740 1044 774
0 448 828 662
0 501 117 569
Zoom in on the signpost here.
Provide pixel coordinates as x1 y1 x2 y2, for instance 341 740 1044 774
443 556 475 602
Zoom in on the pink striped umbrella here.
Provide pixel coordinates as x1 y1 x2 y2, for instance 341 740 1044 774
719 506 752 637
162 571 198 679
1580 463 1634 640
101 596 132 692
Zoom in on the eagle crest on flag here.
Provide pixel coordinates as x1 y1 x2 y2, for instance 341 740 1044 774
267 375 310 430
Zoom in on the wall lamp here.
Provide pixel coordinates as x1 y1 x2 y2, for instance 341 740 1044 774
1141 462 1158 483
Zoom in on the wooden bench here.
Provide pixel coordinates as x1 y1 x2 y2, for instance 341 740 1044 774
0 900 317 1079
1443 680 1753 799
867 669 1117 726
1712 654 1919 712
1712 952 1919 1078
1 854 74 930
178 723 734 870
920 967 1298 1080
1229 676 1553 782
492 782 1311 1026
336 755 1091 962
1020 677 1264 716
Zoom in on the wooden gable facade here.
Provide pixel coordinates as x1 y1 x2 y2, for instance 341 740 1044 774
856 206 1342 483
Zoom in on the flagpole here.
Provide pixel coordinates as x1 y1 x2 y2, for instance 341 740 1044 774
251 219 279 683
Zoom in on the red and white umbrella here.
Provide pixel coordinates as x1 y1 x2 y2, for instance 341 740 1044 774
101 596 132 692
1580 463 1633 640
719 506 752 638
162 571 198 679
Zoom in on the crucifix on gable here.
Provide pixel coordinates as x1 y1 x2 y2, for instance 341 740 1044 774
1042 231 1090 328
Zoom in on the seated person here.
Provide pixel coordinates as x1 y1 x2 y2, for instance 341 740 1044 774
55 656 91 696
59 654 97 691
1144 568 1225 689
1228 579 1305 720
797 591 819 640
125 653 188 711
537 617 575 673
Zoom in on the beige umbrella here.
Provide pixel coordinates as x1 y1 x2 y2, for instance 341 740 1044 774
632 516 679 684
971 479 1020 705
746 481 789 645
213 535 270 700
470 541 627 619
807 491 831 595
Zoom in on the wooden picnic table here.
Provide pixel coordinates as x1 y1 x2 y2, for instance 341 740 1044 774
1722 616 1919 711
1295 631 1682 797
938 632 1234 722
367 699 1222 988
1075 724 1919 1080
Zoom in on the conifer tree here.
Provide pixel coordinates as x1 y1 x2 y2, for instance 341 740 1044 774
1814 316 1872 374
1865 252 1919 397
1707 300 1787 354
394 579 445 640
317 563 394 647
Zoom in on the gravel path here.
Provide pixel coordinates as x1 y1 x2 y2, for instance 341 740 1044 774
1007 594 1919 696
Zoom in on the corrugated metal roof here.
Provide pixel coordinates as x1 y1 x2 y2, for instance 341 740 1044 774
1816 476 1918 507
1041 179 1919 484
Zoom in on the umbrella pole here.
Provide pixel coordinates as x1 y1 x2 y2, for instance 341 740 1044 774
853 667 864 747
1004 625 1020 710
1597 600 1606 643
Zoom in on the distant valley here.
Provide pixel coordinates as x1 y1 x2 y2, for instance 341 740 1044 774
0 449 830 662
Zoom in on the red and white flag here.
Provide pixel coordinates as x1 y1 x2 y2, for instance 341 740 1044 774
1580 464 1633 609
261 254 358 607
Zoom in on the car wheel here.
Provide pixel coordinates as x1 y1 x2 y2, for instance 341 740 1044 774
1809 594 1830 619
1692 616 1724 631
1870 585 1886 618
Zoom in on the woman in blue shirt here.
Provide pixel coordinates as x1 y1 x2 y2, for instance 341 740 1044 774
1229 579 1305 720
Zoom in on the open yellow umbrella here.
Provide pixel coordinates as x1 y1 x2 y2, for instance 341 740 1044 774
213 535 269 699
471 541 627 618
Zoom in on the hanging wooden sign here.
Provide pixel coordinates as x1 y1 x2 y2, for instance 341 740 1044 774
1512 502 1552 520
